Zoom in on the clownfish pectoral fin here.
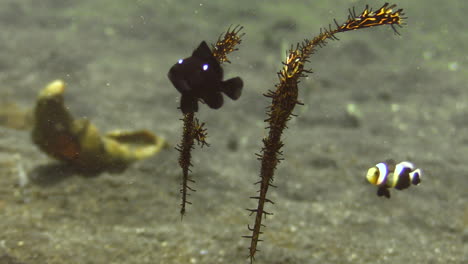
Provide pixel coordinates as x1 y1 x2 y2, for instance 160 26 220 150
192 41 214 60
221 77 243 100
377 187 391 198
180 95 198 114
203 92 224 109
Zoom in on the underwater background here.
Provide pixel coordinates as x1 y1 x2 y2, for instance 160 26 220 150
0 0 466 263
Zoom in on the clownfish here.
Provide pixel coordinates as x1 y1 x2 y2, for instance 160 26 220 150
366 159 422 198
168 41 243 114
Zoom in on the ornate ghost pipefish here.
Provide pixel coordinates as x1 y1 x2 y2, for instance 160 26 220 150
243 3 406 262
168 26 244 217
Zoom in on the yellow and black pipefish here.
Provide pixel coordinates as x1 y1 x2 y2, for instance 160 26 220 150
366 159 422 198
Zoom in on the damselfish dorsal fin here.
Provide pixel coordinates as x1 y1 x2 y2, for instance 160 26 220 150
192 41 214 60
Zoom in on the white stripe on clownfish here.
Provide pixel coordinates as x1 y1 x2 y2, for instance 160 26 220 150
375 162 388 186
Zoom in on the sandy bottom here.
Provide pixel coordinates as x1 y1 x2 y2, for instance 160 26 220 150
0 0 466 263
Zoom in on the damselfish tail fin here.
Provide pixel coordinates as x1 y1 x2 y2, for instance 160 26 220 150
221 77 243 100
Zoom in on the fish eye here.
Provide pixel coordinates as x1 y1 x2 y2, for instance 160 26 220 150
202 64 209 71
178 59 184 64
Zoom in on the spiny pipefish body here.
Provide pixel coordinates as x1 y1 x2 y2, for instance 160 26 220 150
245 3 406 262
338 3 406 34
171 26 244 216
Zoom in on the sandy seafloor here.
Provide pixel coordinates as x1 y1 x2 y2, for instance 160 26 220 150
0 0 466 263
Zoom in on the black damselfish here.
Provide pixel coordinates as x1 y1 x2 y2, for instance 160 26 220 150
168 41 243 114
